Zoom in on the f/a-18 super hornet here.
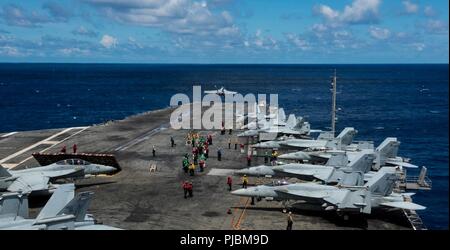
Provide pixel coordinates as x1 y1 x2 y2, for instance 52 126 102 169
0 184 120 230
204 86 237 96
251 127 357 150
235 152 376 186
0 159 118 194
278 137 418 170
238 113 312 138
231 169 426 215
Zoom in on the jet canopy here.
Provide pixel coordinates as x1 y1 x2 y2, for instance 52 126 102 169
264 180 290 187
56 159 91 165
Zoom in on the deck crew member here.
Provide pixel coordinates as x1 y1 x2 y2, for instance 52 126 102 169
182 158 189 173
242 175 248 189
227 176 233 191
187 182 193 197
217 148 222 161
171 137 175 147
183 181 189 199
287 212 294 230
72 144 77 154
152 146 156 157
189 163 195 176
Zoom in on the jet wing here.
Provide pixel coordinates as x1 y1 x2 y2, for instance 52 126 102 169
274 167 334 182
280 140 327 150
7 173 50 193
380 202 426 210
385 160 419 168
223 90 237 95
204 90 218 94
274 183 339 201
75 224 122 230
278 128 303 135
275 188 329 200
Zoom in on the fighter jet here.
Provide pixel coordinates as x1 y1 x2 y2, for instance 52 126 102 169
278 137 418 170
238 113 311 138
0 184 120 230
0 158 118 194
236 152 376 186
204 86 237 96
251 127 357 150
231 170 425 215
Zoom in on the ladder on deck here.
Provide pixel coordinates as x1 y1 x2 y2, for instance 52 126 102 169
403 209 427 230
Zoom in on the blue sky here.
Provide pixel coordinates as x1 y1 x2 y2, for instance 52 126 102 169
0 0 448 63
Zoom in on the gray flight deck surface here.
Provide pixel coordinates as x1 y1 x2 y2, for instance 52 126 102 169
0 106 411 230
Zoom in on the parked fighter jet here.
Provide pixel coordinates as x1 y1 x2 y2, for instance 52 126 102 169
236 152 376 186
238 113 311 138
231 170 425 215
278 137 417 170
0 159 117 194
204 86 237 96
251 127 357 150
0 184 120 230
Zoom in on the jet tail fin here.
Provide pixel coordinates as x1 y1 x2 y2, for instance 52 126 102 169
335 127 357 146
0 164 12 177
325 152 348 167
365 171 398 196
376 137 400 158
374 138 400 170
286 114 296 128
278 108 286 123
58 191 94 222
348 153 376 173
35 184 75 221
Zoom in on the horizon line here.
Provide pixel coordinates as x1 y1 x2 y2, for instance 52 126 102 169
0 62 448 65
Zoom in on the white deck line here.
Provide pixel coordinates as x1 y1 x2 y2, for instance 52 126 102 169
1 132 17 138
0 126 89 169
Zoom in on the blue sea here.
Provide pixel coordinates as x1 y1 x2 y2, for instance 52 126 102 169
0 63 448 229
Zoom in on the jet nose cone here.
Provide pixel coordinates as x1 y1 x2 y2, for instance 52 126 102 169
100 166 117 174
231 188 253 197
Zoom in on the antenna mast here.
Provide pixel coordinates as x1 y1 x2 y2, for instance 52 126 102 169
331 69 337 137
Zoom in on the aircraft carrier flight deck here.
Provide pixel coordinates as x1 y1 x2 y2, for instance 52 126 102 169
0 105 414 230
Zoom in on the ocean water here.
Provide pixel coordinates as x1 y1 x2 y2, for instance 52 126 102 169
0 63 448 229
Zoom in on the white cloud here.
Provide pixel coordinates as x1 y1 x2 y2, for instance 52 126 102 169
402 1 419 14
369 26 391 40
411 43 425 51
424 19 449 35
247 29 278 50
83 0 240 39
314 0 381 25
59 47 90 55
315 5 339 21
0 45 21 56
285 33 310 50
72 26 98 37
424 6 436 17
100 34 117 48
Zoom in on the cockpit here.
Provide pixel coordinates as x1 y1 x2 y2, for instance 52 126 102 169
264 180 289 187
56 159 91 165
